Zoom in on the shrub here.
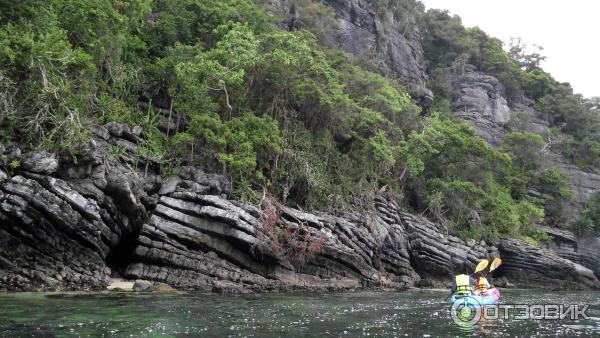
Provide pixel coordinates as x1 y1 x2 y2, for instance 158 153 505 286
255 196 328 267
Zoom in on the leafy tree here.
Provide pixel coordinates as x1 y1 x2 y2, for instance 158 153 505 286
400 114 543 239
537 83 598 137
521 69 556 100
507 38 546 72
172 23 260 117
501 132 545 175
179 112 283 184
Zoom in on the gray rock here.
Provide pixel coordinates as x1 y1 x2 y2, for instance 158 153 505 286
21 151 59 174
131 126 143 137
105 170 144 221
542 226 600 280
0 142 5 155
143 175 163 194
272 0 432 105
468 210 482 228
497 238 600 290
133 279 153 292
176 167 231 196
555 160 600 204
0 169 7 181
447 67 511 146
110 138 138 152
60 163 93 179
2 130 599 293
178 180 210 194
151 282 174 292
90 124 110 141
104 122 129 138
0 175 112 291
9 148 21 158
158 176 182 195
125 193 501 291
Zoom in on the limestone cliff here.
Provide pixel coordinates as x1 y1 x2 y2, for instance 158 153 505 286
1 125 598 292
445 65 511 146
270 0 433 105
1 0 598 294
443 65 600 207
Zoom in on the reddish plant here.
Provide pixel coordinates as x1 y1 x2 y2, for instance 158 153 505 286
255 195 328 267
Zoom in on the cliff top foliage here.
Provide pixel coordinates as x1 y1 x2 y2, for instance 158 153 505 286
0 0 597 240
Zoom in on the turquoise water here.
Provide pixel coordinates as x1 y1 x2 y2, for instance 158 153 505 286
0 289 599 337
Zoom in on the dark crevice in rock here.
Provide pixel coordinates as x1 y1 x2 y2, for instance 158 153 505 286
106 229 140 278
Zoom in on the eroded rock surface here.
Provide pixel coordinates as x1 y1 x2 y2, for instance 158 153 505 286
1 123 599 292
496 238 600 290
447 67 511 146
271 0 433 105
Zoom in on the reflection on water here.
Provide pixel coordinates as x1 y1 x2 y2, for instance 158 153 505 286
0 289 599 337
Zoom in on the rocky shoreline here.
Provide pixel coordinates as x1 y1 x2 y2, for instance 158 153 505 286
1 123 599 293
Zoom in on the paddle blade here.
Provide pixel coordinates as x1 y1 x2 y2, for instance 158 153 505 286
475 259 489 273
489 257 502 272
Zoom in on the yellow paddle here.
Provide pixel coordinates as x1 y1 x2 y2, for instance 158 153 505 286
489 257 502 272
487 257 502 286
474 259 489 273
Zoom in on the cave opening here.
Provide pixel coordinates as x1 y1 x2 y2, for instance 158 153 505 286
106 231 139 278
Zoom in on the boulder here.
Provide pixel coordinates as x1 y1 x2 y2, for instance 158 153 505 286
90 124 110 141
104 122 128 138
107 278 134 291
131 125 143 137
158 176 182 195
132 279 153 292
151 282 174 292
21 151 59 174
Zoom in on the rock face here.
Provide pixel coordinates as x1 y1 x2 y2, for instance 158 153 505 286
496 238 599 290
329 0 433 104
541 226 600 281
1 124 599 292
20 151 59 174
272 0 433 105
446 67 511 146
555 160 600 205
446 67 600 208
124 192 500 292
0 124 148 291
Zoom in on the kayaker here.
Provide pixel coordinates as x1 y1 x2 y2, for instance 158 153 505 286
450 274 473 294
473 271 490 294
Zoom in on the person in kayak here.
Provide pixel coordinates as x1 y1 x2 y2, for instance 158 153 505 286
450 274 473 294
472 271 491 294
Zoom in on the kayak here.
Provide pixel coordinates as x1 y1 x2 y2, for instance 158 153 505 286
450 287 500 306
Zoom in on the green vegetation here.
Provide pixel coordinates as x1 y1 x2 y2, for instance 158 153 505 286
421 7 598 235
0 0 595 242
422 9 600 175
576 193 600 235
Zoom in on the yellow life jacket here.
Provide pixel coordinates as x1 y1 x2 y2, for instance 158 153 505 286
455 274 473 294
475 276 490 292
